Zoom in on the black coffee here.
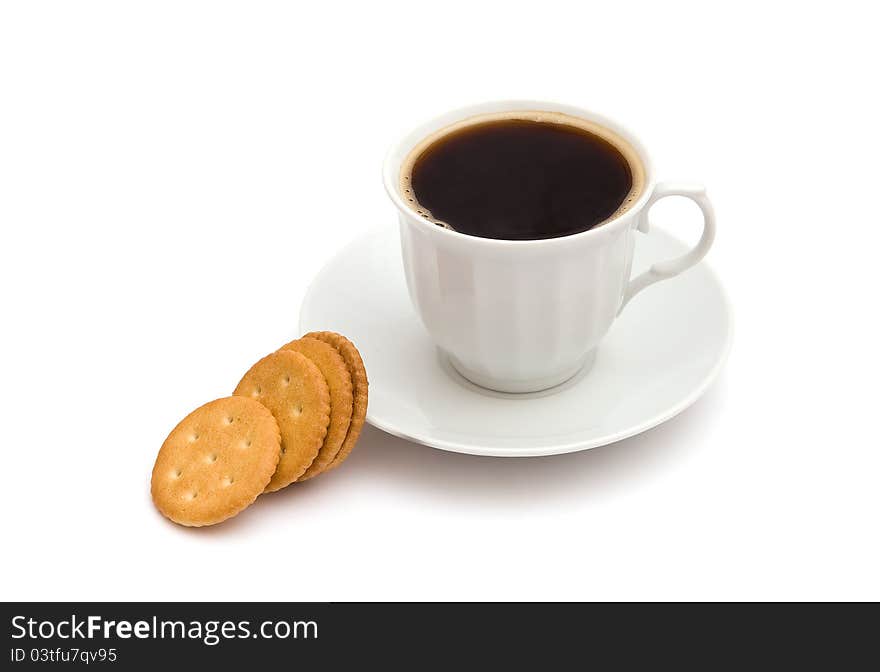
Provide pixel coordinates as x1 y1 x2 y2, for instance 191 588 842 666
402 113 642 240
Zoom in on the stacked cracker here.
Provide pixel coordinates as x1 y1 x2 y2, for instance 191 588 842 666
151 331 368 527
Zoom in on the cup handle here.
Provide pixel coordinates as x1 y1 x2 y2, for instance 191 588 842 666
619 181 716 313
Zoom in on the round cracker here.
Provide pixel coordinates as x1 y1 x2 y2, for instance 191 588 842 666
279 337 353 480
303 331 368 470
151 396 281 527
234 350 330 492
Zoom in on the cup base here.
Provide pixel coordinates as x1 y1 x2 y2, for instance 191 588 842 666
445 350 597 394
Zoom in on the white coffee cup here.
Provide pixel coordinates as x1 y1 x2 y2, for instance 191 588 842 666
383 100 715 393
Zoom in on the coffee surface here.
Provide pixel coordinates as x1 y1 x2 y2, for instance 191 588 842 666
403 115 641 240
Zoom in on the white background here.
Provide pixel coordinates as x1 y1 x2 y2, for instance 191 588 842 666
1 1 878 601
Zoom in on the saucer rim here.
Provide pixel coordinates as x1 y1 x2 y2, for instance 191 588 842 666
299 226 734 458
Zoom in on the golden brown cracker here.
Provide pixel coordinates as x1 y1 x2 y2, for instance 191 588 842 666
151 396 281 527
279 337 353 480
303 331 368 470
233 350 330 492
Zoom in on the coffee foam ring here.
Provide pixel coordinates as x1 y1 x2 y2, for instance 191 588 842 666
399 109 646 228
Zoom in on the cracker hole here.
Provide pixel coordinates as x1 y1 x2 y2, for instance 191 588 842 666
172 469 182 479
222 476 234 487
240 438 252 449
225 416 234 425
283 375 291 386
186 491 198 500
293 404 303 417
189 433 199 442
206 453 218 464
281 446 287 454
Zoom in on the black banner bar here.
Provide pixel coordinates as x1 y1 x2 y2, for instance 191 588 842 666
2 603 878 666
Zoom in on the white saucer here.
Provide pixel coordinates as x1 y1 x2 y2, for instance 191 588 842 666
299 226 732 457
